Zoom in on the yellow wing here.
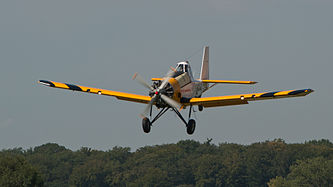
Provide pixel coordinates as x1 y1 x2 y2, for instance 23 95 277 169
187 89 314 108
39 80 151 104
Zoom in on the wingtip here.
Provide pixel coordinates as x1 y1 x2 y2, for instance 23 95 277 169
38 80 54 87
288 88 314 96
38 80 48 86
306 89 314 94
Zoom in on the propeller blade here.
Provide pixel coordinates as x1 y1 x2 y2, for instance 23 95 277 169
159 67 178 90
160 94 181 109
132 73 153 91
169 66 177 73
159 77 171 90
166 68 176 77
141 95 157 117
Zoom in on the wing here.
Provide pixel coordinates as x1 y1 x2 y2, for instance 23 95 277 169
39 80 151 104
187 89 314 108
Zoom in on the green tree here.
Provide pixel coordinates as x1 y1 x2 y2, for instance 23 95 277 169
1 139 332 187
194 154 226 187
244 141 287 186
27 143 75 187
124 144 191 186
0 153 43 187
69 159 110 187
218 143 247 186
268 157 333 187
305 139 333 147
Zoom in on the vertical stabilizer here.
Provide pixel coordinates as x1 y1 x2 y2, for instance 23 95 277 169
200 46 209 80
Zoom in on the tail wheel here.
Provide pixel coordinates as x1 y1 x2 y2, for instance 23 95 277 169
142 117 151 133
187 119 196 135
198 105 203 111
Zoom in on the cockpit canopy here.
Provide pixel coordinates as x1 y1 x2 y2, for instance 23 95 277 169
175 61 193 79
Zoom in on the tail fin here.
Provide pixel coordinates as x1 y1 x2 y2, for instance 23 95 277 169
200 46 209 80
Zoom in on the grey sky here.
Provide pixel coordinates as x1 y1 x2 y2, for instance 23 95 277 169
1 0 332 151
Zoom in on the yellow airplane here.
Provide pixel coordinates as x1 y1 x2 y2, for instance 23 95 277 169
39 46 313 135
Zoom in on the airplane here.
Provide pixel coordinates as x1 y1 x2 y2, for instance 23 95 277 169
39 46 313 135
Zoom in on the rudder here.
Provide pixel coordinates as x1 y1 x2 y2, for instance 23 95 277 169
200 46 209 80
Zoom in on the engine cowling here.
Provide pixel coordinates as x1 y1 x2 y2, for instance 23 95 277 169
149 72 190 107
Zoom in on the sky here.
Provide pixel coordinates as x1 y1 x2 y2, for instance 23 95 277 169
1 0 332 151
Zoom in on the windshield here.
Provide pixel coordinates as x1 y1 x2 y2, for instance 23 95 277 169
184 65 189 72
176 64 184 72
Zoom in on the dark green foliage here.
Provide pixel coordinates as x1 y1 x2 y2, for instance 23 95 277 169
268 157 333 187
26 143 75 187
0 153 43 187
305 139 333 147
0 139 332 187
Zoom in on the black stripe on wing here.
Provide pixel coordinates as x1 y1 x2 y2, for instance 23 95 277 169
260 91 279 98
65 84 82 91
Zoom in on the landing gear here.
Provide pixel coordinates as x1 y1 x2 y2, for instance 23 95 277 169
171 105 196 135
187 119 196 135
142 117 151 133
198 105 203 111
142 107 169 133
141 105 197 135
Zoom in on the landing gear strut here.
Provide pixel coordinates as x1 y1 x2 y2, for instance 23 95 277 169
142 107 169 133
142 105 196 135
171 105 196 135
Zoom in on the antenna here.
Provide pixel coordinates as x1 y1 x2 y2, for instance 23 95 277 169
185 47 203 62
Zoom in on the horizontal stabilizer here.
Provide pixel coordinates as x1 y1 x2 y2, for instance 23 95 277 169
200 80 257 84
151 78 163 81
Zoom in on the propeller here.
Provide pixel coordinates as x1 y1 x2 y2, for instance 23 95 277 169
132 73 154 91
141 95 157 117
160 94 181 109
133 71 181 117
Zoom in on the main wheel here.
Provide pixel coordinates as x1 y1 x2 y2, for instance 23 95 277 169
187 119 196 135
142 117 151 133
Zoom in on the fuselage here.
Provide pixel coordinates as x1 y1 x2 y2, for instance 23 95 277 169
150 61 207 107
175 61 208 98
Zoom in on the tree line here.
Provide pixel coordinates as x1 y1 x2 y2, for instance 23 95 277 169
0 139 332 187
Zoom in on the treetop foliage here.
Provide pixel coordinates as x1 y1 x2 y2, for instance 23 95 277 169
0 139 332 187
